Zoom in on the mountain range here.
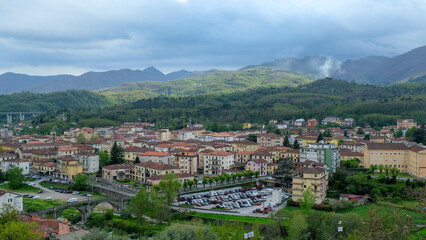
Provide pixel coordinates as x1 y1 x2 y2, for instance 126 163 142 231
0 45 425 95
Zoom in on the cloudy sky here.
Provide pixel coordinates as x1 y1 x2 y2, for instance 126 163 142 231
0 0 425 75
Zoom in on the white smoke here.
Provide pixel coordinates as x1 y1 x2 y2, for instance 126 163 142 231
318 57 342 77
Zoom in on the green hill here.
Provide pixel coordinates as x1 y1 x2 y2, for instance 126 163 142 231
69 79 426 129
97 67 313 103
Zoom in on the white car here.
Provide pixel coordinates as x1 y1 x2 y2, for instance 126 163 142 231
67 198 77 203
33 195 40 199
46 196 52 200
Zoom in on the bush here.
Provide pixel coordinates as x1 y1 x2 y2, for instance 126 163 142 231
105 209 114 220
313 204 333 211
391 197 402 204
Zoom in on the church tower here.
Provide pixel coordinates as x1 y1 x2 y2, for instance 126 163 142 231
50 127 56 142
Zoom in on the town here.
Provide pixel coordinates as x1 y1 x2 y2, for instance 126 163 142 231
0 116 425 239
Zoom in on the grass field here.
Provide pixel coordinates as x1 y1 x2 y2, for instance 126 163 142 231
0 183 41 193
39 181 71 189
23 198 66 212
189 211 274 224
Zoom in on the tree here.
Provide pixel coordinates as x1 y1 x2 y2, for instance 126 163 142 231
283 135 291 147
323 129 332 137
76 133 88 144
72 173 89 190
134 156 140 164
288 210 309 240
212 222 246 240
357 128 364 135
219 174 226 185
158 173 182 206
364 134 370 140
384 165 391 176
130 187 156 222
300 187 316 211
202 177 208 188
390 167 400 176
293 139 300 149
154 223 217 240
183 181 188 190
187 180 194 189
246 134 257 142
208 177 214 187
273 158 295 189
8 167 24 189
225 174 232 183
110 142 124 164
236 172 243 182
369 164 378 174
395 129 403 138
99 151 109 168
377 164 384 174
412 125 425 143
0 206 43 240
231 173 237 183
254 171 260 179
81 228 128 240
316 132 324 142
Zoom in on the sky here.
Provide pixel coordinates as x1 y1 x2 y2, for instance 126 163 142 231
0 0 425 75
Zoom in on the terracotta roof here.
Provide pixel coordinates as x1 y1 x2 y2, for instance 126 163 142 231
103 163 134 170
287 149 300 154
294 167 326 174
57 147 78 151
258 133 281 138
236 151 254 155
33 158 54 164
139 151 172 157
409 145 426 153
135 161 179 170
340 148 364 156
57 156 77 162
40 162 56 167
248 159 268 164
124 146 149 153
267 163 279 166
366 143 408 150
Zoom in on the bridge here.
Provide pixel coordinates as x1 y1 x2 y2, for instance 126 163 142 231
31 198 131 224
0 112 43 124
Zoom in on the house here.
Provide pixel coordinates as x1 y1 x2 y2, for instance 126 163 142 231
322 116 340 125
281 149 300 162
102 163 134 181
22 215 71 238
231 141 260 152
267 162 279 175
132 161 181 183
124 146 149 163
251 151 274 163
55 156 83 180
234 150 254 164
307 119 318 127
75 127 96 140
139 151 175 165
257 133 284 147
203 151 235 175
1 159 30 175
292 163 328 204
156 129 171 142
339 194 370 206
340 148 364 163
245 159 267 176
57 147 78 157
339 142 364 153
293 119 305 127
0 190 23 213
146 173 194 192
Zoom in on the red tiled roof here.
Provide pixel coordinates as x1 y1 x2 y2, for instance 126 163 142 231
140 151 172 157
103 163 134 170
135 161 179 170
203 151 234 156
409 145 426 153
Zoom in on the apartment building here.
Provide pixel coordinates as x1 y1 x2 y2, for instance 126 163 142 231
257 133 284 147
203 151 235 175
139 151 175 165
292 163 328 204
55 156 83 180
172 148 199 174
299 143 340 173
102 163 134 181
124 146 149 163
1 159 30 175
407 145 426 178
245 159 267 176
133 161 181 183
397 119 417 129
74 152 99 174
0 190 23 213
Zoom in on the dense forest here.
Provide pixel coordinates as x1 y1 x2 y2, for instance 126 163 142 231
40 79 426 130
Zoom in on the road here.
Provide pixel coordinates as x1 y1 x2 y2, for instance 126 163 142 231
26 177 91 202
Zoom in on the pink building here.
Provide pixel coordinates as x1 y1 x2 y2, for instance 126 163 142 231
102 163 134 181
245 159 267 176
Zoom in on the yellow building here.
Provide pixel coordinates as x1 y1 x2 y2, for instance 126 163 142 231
243 123 252 129
296 135 339 148
232 141 260 152
340 148 364 164
292 166 328 204
364 143 408 172
55 156 83 180
267 162 279 175
132 161 181 183
407 145 426 178
124 146 148 163
281 149 300 162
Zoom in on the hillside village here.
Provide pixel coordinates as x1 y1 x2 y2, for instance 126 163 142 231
0 117 425 238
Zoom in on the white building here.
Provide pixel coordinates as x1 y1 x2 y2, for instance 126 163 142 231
1 159 30 175
299 143 340 173
74 152 99 174
203 151 235 175
0 190 23 213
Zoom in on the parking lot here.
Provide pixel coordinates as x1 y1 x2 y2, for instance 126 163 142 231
179 186 290 217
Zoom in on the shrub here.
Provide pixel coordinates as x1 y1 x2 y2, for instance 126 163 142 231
391 197 402 204
105 209 114 220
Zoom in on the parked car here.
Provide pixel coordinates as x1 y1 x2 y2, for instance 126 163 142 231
67 198 77 203
72 191 79 195
46 196 52 200
33 195 40 199
37 190 43 194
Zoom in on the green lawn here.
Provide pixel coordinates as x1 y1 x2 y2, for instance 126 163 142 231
39 181 71 189
23 198 66 212
189 211 274 224
0 183 41 193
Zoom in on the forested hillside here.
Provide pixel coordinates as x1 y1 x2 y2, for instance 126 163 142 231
63 79 426 129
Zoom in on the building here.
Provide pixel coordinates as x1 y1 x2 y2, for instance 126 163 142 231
299 143 340 173
307 119 318 128
203 151 235 175
292 163 328 204
23 215 71 238
133 161 181 183
407 145 426 178
139 151 175 165
0 190 23 213
245 159 267 176
267 162 279 175
102 163 134 181
1 159 30 175
364 143 409 172
234 151 254 164
397 119 417 129
257 133 284 147
124 146 149 163
172 149 199 174
232 141 260 152
74 152 99 174
322 116 339 125
281 149 300 162
340 148 364 163
339 142 364 153
57 147 78 157
55 156 83 180
146 173 194 191
156 129 171 142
